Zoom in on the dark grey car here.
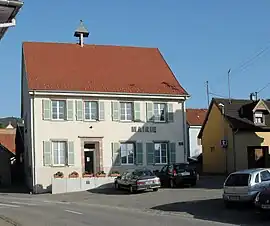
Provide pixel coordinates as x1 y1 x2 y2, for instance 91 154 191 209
114 168 161 193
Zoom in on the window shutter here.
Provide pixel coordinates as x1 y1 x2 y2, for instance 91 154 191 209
133 102 141 121
112 101 120 121
99 101 105 121
43 141 51 166
146 142 155 165
146 102 154 122
67 100 74 121
169 142 176 164
68 141 75 165
136 142 143 165
167 103 174 122
42 99 51 120
112 142 121 166
76 100 83 121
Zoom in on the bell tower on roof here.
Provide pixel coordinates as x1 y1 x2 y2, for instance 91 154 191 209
74 20 89 47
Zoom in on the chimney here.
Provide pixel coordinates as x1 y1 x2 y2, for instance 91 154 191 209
74 20 89 47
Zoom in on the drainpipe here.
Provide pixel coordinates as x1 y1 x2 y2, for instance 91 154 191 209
31 90 37 194
181 101 188 162
232 129 238 172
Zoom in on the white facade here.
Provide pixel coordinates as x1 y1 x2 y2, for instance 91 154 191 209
22 68 188 194
187 125 202 158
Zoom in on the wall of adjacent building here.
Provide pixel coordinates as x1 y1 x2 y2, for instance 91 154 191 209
187 125 202 158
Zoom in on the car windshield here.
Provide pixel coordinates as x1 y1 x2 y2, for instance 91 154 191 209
225 173 250 187
134 170 154 177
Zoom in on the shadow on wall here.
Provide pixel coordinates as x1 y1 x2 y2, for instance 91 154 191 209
108 108 186 176
33 184 52 194
151 199 259 225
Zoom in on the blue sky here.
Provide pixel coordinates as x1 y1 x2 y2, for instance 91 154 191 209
1 0 270 117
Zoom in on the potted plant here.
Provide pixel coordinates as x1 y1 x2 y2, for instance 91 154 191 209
54 171 64 178
109 171 120 177
96 171 106 177
82 171 94 178
68 171 79 178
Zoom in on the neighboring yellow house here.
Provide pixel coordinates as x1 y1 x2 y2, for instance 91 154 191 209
198 98 270 174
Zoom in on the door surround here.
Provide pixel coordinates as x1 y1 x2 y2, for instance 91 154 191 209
79 136 104 173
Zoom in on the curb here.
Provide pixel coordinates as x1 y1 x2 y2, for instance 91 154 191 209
0 215 21 226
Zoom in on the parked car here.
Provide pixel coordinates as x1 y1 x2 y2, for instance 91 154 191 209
114 168 161 193
154 163 198 188
223 168 270 208
255 188 270 218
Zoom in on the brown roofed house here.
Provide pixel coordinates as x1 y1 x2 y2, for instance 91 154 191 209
198 97 270 174
21 22 189 193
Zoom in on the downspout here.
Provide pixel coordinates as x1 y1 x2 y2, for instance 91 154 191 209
181 101 188 162
232 128 238 172
31 90 37 193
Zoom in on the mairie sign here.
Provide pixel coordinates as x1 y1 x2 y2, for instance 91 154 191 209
131 126 157 133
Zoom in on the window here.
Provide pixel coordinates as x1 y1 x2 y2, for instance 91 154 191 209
154 143 168 164
224 173 250 187
52 100 66 120
120 102 133 121
84 101 98 120
254 111 264 124
52 141 67 166
120 143 135 165
260 170 270 182
154 103 166 122
255 173 260 183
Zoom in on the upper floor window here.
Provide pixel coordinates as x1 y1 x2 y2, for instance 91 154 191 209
120 102 133 121
254 111 264 125
84 101 98 120
52 100 66 120
154 103 166 122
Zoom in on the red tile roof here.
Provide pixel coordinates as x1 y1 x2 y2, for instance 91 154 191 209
186 109 207 126
23 42 188 96
0 132 16 154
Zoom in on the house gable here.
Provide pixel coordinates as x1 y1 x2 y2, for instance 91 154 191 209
252 99 270 113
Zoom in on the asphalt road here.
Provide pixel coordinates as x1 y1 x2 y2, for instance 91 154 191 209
0 177 268 225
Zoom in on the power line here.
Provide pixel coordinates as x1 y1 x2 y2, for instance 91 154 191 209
209 92 227 98
257 82 270 94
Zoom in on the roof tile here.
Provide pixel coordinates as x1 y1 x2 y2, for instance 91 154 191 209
186 108 207 126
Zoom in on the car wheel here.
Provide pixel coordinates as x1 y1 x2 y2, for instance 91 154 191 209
153 188 159 192
114 182 119 190
169 179 175 188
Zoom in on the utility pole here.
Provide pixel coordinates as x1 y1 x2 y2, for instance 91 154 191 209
206 81 210 107
228 69 231 103
255 91 258 101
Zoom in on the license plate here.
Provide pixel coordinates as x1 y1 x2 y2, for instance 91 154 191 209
228 196 240 201
262 204 270 209
181 172 190 176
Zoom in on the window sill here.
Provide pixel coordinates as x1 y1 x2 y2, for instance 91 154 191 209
84 119 99 122
121 164 135 166
51 119 66 122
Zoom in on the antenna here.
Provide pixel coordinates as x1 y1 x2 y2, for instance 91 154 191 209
206 81 210 107
228 69 231 103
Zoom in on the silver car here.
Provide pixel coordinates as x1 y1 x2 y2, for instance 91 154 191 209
223 168 270 207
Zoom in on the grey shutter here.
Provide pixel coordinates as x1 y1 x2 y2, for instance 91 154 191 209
42 99 51 120
146 143 155 165
136 142 143 165
76 100 83 121
99 101 105 121
133 102 141 121
169 142 176 164
112 101 120 121
68 141 75 165
67 100 74 121
167 103 174 122
43 141 51 166
146 102 154 122
112 142 121 166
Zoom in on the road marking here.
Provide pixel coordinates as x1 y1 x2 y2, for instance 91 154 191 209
0 203 20 208
43 200 70 205
64 209 83 215
10 201 37 206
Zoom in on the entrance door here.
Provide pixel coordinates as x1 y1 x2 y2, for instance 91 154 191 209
247 147 267 169
84 151 94 174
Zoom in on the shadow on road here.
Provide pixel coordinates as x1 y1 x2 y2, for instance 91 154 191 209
151 198 265 225
88 188 151 196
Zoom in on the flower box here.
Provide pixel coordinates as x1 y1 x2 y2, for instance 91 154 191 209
96 174 106 178
82 173 94 178
68 171 79 178
54 172 64 178
109 173 120 177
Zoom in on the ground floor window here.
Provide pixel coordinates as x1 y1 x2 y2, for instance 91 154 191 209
120 143 135 165
154 143 168 164
52 141 67 166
